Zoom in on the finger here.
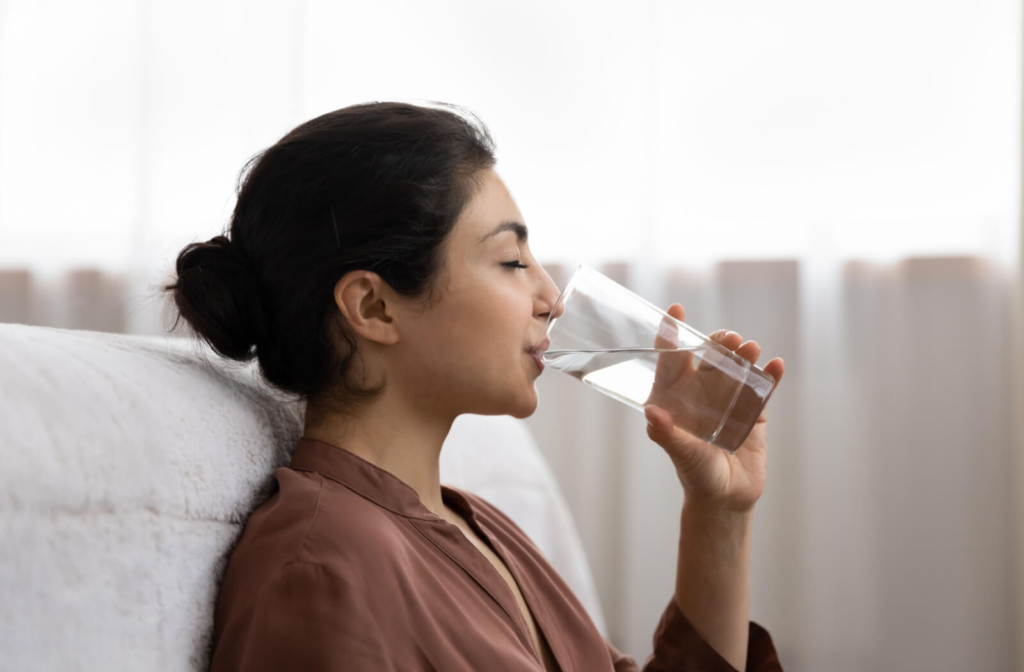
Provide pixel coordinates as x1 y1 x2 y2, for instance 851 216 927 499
654 312 680 349
754 357 785 423
644 403 714 474
709 330 743 351
651 311 693 390
763 357 785 385
654 304 686 349
736 340 761 365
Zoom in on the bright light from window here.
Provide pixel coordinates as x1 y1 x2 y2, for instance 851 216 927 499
0 0 1018 273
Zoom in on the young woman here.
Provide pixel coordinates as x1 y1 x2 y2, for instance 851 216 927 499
164 101 786 671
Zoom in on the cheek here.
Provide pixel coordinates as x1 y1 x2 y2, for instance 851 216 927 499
404 306 492 377
409 283 534 387
451 302 531 378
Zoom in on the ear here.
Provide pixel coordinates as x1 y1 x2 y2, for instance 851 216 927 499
333 270 401 346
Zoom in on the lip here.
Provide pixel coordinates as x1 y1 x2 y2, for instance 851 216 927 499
530 337 550 356
529 351 545 373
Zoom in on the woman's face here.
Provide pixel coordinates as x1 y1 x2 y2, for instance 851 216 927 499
388 167 563 419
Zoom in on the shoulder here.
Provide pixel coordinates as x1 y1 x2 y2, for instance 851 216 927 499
231 467 410 574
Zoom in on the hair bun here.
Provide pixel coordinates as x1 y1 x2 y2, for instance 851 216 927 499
206 234 253 271
169 234 269 361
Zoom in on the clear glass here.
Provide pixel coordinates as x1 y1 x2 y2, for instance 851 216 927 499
540 264 777 453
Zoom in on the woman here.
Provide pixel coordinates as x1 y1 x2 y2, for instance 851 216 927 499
164 101 786 671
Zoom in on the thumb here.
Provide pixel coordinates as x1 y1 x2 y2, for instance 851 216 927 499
644 404 710 473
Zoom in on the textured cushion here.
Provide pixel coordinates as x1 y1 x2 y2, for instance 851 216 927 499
0 323 604 671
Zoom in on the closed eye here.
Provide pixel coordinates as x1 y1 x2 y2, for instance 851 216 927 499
501 261 530 270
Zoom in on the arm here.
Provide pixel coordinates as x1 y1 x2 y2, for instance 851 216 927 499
675 501 754 670
637 302 787 670
603 503 783 672
604 589 784 672
211 561 394 672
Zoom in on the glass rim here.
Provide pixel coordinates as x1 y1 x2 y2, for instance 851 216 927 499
543 263 587 338
545 263 705 341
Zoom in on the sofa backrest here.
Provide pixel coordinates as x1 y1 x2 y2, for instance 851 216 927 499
0 324 605 671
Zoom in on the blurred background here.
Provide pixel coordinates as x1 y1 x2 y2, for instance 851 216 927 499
0 0 1020 669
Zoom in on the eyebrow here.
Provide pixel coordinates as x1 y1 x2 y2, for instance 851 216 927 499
478 220 528 245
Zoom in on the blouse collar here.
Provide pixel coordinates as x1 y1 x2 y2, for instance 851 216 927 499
287 435 475 523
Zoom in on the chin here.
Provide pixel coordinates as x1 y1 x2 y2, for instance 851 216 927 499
507 404 537 420
461 371 540 418
506 385 540 419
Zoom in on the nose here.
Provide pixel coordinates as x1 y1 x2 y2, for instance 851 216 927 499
537 272 565 321
547 295 565 321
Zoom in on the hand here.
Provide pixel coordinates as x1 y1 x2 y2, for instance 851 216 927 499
642 304 785 512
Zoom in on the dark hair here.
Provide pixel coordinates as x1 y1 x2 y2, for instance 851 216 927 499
161 101 497 416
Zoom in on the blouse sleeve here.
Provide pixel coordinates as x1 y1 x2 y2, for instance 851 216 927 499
231 560 395 672
605 597 784 672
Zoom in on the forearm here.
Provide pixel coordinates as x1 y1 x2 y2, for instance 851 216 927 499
674 500 755 671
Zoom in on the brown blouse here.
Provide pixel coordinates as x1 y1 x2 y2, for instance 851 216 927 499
209 437 784 671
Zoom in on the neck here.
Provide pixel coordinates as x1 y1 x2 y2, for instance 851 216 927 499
302 391 456 517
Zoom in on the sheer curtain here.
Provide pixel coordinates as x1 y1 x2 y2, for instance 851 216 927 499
526 256 1017 671
0 1 1020 669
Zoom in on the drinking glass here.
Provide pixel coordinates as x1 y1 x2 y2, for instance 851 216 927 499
539 264 777 453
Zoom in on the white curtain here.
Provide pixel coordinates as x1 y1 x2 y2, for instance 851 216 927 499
0 1 1020 670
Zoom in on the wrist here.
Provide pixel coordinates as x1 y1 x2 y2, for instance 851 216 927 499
682 495 757 521
681 500 755 553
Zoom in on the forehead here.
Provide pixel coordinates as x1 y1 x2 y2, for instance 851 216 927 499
455 169 527 243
